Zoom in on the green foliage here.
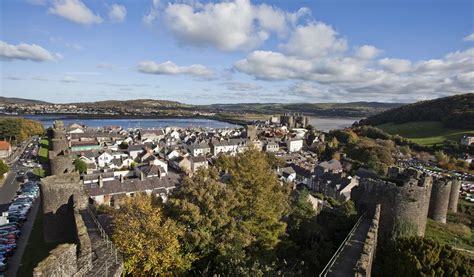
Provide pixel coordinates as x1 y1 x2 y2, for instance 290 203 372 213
375 237 474 277
166 149 290 275
112 195 194 276
357 125 392 140
363 93 474 130
0 117 45 144
73 159 87 173
277 191 357 275
32 167 45 178
345 137 395 176
0 160 9 177
330 128 359 144
377 121 474 146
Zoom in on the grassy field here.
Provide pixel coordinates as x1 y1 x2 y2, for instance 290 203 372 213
17 207 59 276
377 121 474 146
38 138 49 164
425 219 474 254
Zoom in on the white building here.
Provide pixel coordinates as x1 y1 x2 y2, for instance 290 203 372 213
287 139 304 152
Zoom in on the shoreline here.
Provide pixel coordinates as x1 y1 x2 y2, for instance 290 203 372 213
0 113 248 126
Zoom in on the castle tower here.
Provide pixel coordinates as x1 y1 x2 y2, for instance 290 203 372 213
428 177 452 223
51 120 69 155
448 178 461 213
351 169 433 243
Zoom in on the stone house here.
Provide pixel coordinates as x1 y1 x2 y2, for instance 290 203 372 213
0 141 12 158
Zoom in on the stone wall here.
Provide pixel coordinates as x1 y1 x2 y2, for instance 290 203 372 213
41 172 88 242
354 204 381 277
351 171 433 242
428 177 452 223
73 211 93 275
50 155 75 176
448 178 461 213
33 244 78 277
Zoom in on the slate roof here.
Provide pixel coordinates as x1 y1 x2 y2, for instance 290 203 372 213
84 175 179 196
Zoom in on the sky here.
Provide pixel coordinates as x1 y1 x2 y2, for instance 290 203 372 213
0 0 473 104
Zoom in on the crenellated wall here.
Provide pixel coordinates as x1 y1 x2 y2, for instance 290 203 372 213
354 204 381 277
428 177 452 223
33 244 78 277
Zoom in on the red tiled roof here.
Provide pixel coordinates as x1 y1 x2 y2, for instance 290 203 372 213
0 141 11 151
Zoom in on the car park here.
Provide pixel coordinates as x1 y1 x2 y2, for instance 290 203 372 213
0 174 40 273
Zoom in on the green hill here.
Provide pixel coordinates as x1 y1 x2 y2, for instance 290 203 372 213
363 93 474 130
362 94 474 146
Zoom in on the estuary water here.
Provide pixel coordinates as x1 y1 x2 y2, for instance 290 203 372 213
20 115 361 131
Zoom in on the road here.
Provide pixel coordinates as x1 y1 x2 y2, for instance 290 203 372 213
0 138 41 277
2 198 40 277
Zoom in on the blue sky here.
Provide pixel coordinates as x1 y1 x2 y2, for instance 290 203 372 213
1 0 473 104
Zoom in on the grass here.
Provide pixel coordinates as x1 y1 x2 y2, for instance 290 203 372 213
377 121 474 146
37 138 49 164
425 199 474 256
32 167 45 178
17 207 59 276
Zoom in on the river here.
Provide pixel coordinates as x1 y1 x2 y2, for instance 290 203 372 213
19 114 361 131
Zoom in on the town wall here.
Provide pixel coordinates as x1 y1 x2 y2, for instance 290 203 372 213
351 170 432 242
50 155 75 176
354 204 381 277
448 178 461 213
73 211 93 275
33 244 78 277
428 177 452 223
40 172 88 242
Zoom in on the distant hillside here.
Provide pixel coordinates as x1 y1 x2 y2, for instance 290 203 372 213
199 102 402 117
0 97 50 105
73 99 190 109
362 93 474 130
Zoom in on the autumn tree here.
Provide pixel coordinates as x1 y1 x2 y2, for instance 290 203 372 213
376 237 473 276
111 195 194 276
73 159 87 174
0 160 9 177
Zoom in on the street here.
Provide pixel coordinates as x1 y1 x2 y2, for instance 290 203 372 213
1 137 41 276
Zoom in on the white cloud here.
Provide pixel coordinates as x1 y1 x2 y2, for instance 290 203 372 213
143 0 160 24
0 40 61 62
223 82 262 91
160 0 309 51
463 33 474 42
97 62 115 70
108 4 126 23
280 22 347 58
354 45 382 60
235 46 474 102
48 0 102 25
137 61 213 79
378 58 412 73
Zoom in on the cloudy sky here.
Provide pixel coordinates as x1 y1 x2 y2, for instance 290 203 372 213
1 0 473 104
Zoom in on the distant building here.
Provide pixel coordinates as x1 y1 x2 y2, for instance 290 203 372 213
265 141 279 152
280 113 309 128
287 138 304 152
0 141 12 158
461 135 474 146
188 142 211 156
245 125 257 140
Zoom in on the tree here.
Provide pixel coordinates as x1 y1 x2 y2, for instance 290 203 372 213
73 159 87 174
435 150 450 165
166 168 249 275
112 195 194 276
376 237 473 276
167 149 290 275
0 160 9 177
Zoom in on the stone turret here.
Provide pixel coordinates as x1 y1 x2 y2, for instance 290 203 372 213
351 168 433 242
448 178 461 213
428 177 452 223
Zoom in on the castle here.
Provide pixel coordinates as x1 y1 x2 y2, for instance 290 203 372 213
35 121 123 277
280 113 309 128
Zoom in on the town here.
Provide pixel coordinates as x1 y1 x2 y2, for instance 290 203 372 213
0 107 473 276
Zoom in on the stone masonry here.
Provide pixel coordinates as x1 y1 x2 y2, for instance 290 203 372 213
33 244 78 277
354 204 381 277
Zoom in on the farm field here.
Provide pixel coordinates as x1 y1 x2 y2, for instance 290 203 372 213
377 121 474 146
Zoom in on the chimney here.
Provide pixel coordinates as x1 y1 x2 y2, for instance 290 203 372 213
140 171 145 181
98 175 103 187
120 174 124 183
